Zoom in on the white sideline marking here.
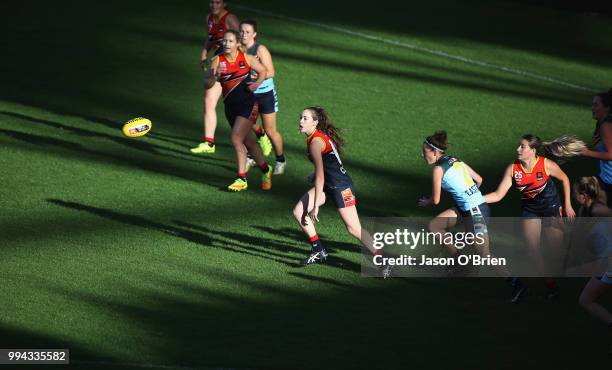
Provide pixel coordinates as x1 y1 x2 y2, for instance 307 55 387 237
234 4 598 93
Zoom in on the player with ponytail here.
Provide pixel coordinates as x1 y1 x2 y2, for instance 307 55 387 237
293 107 381 271
574 176 611 217
581 88 612 207
418 130 489 247
573 176 612 349
191 0 239 155
484 134 583 300
210 30 272 192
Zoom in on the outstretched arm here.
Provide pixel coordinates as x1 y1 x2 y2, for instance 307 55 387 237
582 122 612 160
483 164 513 204
546 159 576 220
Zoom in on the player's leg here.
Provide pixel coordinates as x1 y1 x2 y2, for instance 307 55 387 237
579 276 612 324
252 122 272 157
230 117 252 174
229 116 272 191
428 208 459 255
242 129 272 190
522 217 559 297
542 221 565 298
204 82 222 143
261 112 286 174
293 187 327 264
249 98 271 157
337 205 376 255
257 90 284 173
521 217 544 271
191 80 222 154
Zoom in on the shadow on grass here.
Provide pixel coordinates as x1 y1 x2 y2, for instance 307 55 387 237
45 199 362 272
0 126 233 188
26 271 610 370
0 110 202 162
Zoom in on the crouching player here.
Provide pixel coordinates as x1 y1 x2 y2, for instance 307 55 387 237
418 130 523 301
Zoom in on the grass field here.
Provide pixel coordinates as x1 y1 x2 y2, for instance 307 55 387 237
1 0 612 369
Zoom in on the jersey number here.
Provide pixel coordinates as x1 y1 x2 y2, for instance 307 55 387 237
452 162 474 186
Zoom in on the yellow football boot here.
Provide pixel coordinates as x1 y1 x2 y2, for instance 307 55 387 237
190 142 215 154
227 178 248 192
261 166 273 190
258 134 272 157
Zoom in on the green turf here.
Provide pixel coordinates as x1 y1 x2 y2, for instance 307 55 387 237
1 0 611 369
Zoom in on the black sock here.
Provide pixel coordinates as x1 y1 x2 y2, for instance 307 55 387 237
309 235 322 252
259 163 270 173
276 154 285 163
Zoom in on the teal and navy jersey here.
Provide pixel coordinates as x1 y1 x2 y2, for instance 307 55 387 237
246 42 275 94
596 116 612 184
437 156 485 212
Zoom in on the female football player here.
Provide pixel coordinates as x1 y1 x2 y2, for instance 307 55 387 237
418 130 489 255
484 134 583 299
574 177 612 354
293 107 378 266
418 131 523 300
581 88 612 207
190 0 239 155
574 176 612 218
240 19 287 175
210 30 272 191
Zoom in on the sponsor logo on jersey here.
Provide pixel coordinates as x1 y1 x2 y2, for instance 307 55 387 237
536 172 543 181
239 61 246 69
341 188 356 207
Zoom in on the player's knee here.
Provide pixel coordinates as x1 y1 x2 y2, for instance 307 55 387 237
265 126 278 136
292 204 303 221
231 131 243 145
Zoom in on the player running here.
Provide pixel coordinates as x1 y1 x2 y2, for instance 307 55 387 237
293 107 379 268
581 88 612 207
574 176 612 354
210 30 272 191
418 131 523 300
240 19 287 175
484 134 583 299
191 0 239 155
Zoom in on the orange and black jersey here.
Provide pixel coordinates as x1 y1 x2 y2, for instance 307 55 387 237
307 130 352 188
512 156 560 212
207 11 231 56
217 52 252 99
